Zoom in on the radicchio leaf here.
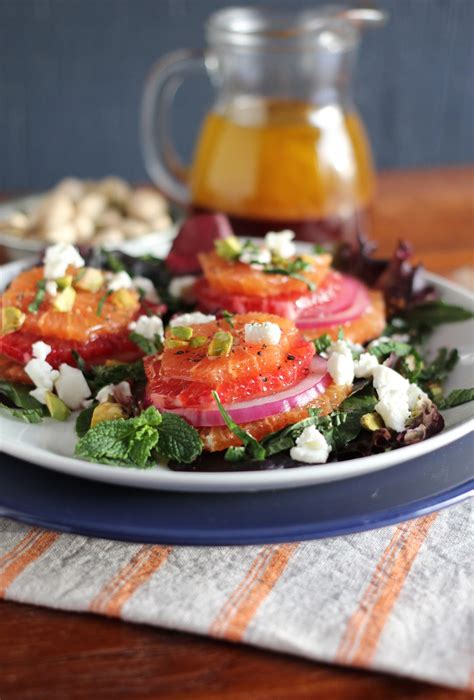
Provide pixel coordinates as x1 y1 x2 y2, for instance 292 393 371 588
333 235 437 317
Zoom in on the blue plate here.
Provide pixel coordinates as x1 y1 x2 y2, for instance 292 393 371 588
0 434 472 544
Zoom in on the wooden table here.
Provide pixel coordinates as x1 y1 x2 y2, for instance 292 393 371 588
0 167 473 700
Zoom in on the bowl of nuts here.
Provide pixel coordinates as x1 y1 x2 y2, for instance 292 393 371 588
0 176 176 259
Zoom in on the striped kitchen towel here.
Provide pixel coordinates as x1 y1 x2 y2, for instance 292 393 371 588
0 500 472 690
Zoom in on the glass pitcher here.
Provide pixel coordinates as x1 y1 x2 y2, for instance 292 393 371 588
141 6 387 242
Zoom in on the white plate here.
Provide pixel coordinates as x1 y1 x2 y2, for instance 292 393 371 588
0 259 473 492
0 194 177 259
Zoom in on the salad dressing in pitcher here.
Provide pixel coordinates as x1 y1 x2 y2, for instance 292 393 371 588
190 98 374 240
142 6 386 242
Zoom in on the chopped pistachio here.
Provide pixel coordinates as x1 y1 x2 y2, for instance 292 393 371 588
53 286 76 312
428 384 443 400
215 236 242 260
75 267 104 293
56 275 73 290
111 289 136 309
44 391 71 421
91 402 125 427
189 335 207 348
361 412 385 432
1 306 26 335
171 325 193 341
208 330 233 357
165 338 189 350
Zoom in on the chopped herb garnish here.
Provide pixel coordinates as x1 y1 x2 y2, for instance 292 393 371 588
313 333 332 354
96 290 113 316
313 244 329 255
222 310 235 328
213 391 266 461
129 331 163 355
27 279 47 313
103 250 126 272
264 257 315 291
71 350 88 373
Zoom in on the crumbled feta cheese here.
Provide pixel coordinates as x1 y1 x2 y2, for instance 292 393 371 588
45 280 58 297
96 381 131 404
54 364 91 410
168 275 197 299
106 270 134 291
354 352 379 378
327 352 354 385
31 341 52 362
170 312 216 327
265 230 296 259
371 364 427 432
25 353 60 405
326 338 355 385
375 394 410 433
372 365 409 395
96 384 115 403
329 339 353 360
128 314 164 340
290 425 331 463
133 276 160 302
244 321 281 346
43 243 84 280
407 383 428 411
239 247 272 267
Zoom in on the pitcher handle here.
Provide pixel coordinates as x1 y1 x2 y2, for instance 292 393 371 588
141 48 207 206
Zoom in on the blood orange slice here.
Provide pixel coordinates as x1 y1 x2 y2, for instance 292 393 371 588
198 251 332 297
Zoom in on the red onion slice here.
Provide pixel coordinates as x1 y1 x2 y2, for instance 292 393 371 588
151 356 330 427
297 275 362 320
296 282 370 329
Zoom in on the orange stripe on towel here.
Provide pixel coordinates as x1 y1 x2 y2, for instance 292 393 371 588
337 514 437 666
89 544 171 617
0 529 59 597
210 543 298 642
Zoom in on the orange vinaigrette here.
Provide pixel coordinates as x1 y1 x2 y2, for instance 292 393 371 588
190 99 375 241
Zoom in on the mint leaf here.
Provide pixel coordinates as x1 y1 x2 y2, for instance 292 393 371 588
261 409 322 457
403 301 473 327
420 348 459 383
0 381 45 410
75 404 96 437
213 391 266 461
341 390 377 414
368 341 413 359
157 413 202 463
225 446 246 461
129 331 163 355
436 388 474 409
75 406 162 468
88 360 146 393
0 403 44 423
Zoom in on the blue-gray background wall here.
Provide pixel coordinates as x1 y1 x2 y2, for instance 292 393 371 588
1 0 473 190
